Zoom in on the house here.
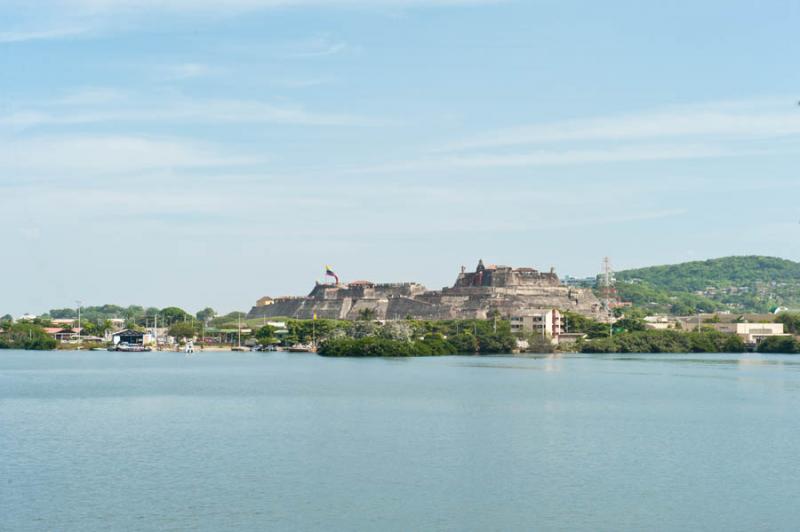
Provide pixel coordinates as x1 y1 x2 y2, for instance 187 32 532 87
44 327 84 342
112 329 146 346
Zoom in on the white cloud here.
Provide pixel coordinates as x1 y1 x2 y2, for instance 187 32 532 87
269 77 333 89
0 27 87 43
341 143 750 174
0 92 383 128
160 62 215 80
0 136 259 177
59 0 501 13
444 98 800 151
279 36 350 58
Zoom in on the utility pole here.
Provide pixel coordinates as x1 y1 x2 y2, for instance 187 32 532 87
76 300 82 344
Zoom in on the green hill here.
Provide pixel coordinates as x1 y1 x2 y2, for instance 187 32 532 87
614 256 800 314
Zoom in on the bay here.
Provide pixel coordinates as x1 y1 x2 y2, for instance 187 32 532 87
2 350 799 531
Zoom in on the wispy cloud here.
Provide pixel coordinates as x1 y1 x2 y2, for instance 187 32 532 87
269 77 333 89
340 142 754 175
443 98 800 152
159 62 215 80
1 90 384 129
0 135 260 177
0 27 87 43
279 36 351 58
60 0 502 13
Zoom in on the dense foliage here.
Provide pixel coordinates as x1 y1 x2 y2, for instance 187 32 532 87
581 329 746 354
756 336 800 354
774 312 800 334
614 256 800 314
316 319 516 357
44 304 210 328
0 323 57 350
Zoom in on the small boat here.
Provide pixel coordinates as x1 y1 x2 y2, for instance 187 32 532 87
287 343 316 353
113 342 152 352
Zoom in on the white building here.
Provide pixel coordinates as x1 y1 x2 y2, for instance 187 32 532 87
510 309 563 338
711 322 791 345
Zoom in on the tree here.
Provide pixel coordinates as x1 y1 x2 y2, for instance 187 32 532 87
255 325 279 345
614 317 646 333
0 323 57 350
357 308 377 321
525 333 555 353
478 331 516 353
49 308 77 319
775 312 800 334
160 307 191 325
168 322 196 341
379 321 414 341
757 336 800 354
196 307 216 323
81 321 98 336
449 333 479 353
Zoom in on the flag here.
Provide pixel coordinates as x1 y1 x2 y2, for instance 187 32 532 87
324 265 339 285
313 313 317 321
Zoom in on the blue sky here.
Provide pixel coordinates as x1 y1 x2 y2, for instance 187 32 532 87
2 0 799 316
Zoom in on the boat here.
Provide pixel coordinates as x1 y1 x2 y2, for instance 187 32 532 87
112 342 152 352
287 343 316 353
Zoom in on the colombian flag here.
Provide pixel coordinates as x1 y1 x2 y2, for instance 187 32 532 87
325 265 339 285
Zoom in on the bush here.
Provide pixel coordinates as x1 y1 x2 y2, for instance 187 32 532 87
478 332 516 353
581 329 745 354
757 336 800 354
524 334 556 354
449 333 479 354
0 323 57 350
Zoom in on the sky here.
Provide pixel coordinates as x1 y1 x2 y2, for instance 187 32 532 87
1 0 799 316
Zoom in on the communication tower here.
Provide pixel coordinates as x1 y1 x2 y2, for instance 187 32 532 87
599 257 618 321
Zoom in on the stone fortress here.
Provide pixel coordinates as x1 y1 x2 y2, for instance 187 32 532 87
248 260 606 322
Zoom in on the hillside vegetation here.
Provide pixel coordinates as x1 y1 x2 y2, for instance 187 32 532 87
614 256 800 314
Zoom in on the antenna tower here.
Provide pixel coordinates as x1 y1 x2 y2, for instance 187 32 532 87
600 257 618 320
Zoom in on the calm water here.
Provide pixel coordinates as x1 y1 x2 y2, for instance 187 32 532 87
2 350 800 531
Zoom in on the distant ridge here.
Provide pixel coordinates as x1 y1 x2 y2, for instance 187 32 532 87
616 255 800 314
614 256 800 314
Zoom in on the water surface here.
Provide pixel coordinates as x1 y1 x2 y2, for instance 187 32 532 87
2 350 799 531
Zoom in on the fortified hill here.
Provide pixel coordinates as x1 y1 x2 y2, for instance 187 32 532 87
248 260 605 321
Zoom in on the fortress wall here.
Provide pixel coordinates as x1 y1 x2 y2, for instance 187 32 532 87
345 299 389 320
247 299 305 319
386 297 452 320
250 262 606 322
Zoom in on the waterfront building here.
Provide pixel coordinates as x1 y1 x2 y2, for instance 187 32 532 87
709 322 791 345
112 329 148 346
